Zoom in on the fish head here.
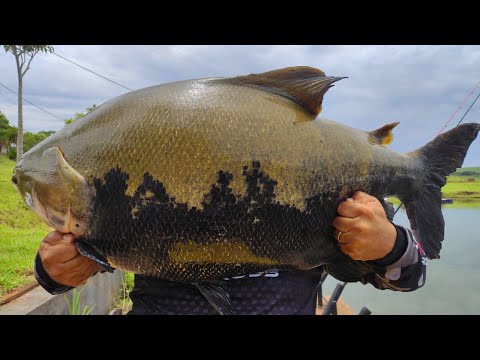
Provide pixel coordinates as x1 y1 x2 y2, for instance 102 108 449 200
12 146 93 236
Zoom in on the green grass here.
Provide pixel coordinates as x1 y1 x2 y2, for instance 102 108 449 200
442 199 480 208
386 197 401 205
65 286 96 315
110 272 135 314
388 166 480 208
387 197 480 209
0 156 51 298
0 157 51 229
442 181 480 199
442 167 480 200
1 156 138 303
0 225 49 296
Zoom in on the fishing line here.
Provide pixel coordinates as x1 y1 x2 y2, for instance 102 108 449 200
394 80 480 215
456 91 480 126
435 79 480 137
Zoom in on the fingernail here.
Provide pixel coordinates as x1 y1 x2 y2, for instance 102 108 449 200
346 198 353 202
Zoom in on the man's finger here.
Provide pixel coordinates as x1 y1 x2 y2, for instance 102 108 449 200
333 216 357 233
351 191 377 204
337 231 359 245
40 241 79 264
41 231 66 247
334 230 350 245
43 232 76 247
338 241 353 254
337 200 369 218
64 253 97 268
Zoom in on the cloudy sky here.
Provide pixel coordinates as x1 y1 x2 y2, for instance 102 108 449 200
1 45 479 166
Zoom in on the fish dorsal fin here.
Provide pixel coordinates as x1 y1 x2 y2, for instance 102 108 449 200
224 66 346 116
368 122 400 146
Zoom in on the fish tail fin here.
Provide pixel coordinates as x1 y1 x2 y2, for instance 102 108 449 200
399 123 480 259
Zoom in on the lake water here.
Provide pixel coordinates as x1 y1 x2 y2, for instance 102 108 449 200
322 206 480 315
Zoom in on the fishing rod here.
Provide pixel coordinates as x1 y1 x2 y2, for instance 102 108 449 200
394 82 480 216
457 91 480 127
435 79 480 137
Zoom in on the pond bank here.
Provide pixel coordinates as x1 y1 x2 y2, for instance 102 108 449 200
0 270 123 315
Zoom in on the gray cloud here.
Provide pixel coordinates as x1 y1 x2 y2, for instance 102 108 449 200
0 45 479 166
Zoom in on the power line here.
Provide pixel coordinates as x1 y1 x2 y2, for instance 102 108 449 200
1 50 134 123
52 52 134 92
0 81 64 120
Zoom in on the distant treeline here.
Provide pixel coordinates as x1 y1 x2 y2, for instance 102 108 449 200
1 105 97 161
456 171 480 177
454 166 480 177
5 131 56 160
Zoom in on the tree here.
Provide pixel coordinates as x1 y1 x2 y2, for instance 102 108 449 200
0 111 17 155
0 112 10 153
0 111 9 131
6 129 55 160
23 131 55 150
64 104 97 125
3 45 54 161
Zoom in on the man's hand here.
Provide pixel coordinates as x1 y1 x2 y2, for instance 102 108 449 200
39 231 102 287
333 191 396 261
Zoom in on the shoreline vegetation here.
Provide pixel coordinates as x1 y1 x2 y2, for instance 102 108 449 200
1 155 479 301
0 156 51 298
387 166 480 208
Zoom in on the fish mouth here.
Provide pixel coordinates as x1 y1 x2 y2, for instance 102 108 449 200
14 146 93 236
28 184 67 232
28 183 87 235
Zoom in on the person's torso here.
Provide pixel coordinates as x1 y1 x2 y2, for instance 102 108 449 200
128 268 324 315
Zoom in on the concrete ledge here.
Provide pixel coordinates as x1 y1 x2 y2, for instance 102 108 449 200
0 270 123 315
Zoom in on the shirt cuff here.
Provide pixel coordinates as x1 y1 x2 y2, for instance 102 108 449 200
370 224 408 267
384 227 422 270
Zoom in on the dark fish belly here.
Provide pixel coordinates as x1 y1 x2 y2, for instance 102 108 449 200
80 161 375 281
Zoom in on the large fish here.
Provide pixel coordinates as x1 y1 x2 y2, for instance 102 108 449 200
12 67 480 309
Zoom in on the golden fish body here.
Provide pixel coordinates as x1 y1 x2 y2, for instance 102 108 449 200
13 67 480 281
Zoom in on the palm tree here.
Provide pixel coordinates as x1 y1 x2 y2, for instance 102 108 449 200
3 45 54 161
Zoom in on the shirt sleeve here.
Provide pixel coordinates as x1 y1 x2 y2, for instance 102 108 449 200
34 251 73 295
360 225 427 292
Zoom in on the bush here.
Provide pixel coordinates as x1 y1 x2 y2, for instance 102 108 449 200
458 171 480 177
6 130 55 161
7 148 16 160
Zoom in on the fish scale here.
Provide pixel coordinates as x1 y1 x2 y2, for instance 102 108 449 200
12 66 480 284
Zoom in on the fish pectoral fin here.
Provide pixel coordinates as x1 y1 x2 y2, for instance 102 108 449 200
368 122 400 146
74 239 115 273
194 281 233 315
223 66 346 116
380 198 395 222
